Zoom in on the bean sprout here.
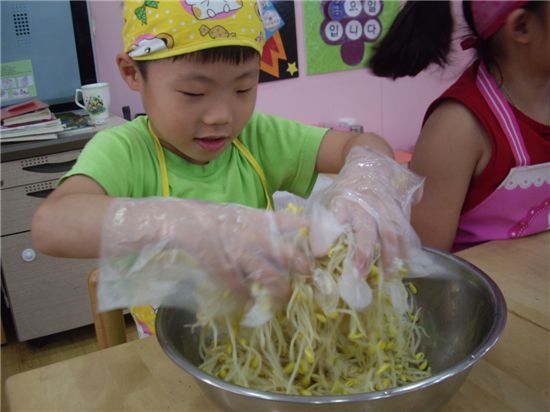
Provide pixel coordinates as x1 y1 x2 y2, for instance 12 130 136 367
195 224 431 395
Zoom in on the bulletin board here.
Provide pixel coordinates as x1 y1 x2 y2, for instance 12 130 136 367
303 0 400 75
259 1 299 83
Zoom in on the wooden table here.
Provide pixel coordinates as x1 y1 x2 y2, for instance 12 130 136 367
447 231 549 412
5 232 549 412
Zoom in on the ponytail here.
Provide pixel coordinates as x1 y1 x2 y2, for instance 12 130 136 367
368 1 454 79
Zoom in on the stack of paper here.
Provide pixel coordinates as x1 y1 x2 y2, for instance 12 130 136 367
0 99 64 143
0 119 65 142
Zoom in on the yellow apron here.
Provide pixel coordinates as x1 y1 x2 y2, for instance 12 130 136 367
131 121 272 337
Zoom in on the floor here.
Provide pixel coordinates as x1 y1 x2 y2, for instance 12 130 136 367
1 310 138 411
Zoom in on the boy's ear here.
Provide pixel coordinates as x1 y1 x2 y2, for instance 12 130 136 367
504 9 532 45
116 52 143 91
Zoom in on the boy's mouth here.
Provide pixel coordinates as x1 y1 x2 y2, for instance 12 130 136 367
194 136 228 152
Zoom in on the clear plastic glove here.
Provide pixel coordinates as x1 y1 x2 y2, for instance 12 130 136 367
97 197 310 313
308 146 425 280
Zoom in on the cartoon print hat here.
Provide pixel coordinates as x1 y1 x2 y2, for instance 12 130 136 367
122 0 266 61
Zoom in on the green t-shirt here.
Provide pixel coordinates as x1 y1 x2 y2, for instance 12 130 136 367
62 112 326 208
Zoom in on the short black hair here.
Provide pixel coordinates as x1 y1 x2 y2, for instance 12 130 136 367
135 46 259 80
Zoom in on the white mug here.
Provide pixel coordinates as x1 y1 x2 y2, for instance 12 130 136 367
75 82 111 125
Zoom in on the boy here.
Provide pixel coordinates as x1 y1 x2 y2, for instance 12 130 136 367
32 0 419 336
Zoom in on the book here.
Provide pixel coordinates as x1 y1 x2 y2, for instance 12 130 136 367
2 107 53 127
0 118 64 139
56 111 92 132
0 99 50 124
0 133 58 143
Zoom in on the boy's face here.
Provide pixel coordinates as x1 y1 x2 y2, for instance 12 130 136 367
138 55 260 164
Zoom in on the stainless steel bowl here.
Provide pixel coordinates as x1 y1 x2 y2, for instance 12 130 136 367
156 248 507 412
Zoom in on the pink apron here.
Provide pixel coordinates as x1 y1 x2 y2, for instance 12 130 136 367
453 62 550 251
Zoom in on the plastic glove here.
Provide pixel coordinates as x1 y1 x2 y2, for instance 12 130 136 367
97 197 310 313
308 146 425 279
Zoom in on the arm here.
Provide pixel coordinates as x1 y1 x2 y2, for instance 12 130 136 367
32 175 310 301
31 175 113 258
409 101 492 251
315 130 394 174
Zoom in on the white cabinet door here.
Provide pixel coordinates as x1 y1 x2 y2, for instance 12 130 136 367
2 232 96 341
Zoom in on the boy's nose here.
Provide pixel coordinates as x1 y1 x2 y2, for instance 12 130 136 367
202 101 232 126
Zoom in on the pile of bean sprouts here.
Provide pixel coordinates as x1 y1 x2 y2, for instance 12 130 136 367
194 222 431 395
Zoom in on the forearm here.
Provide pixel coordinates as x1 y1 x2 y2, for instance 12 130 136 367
32 193 113 258
32 195 206 259
411 207 457 251
342 132 394 162
96 198 310 307
317 130 394 174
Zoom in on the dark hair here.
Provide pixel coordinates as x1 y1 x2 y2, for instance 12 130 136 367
368 0 547 79
368 1 453 79
135 46 259 80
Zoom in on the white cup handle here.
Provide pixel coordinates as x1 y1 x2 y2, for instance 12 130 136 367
74 89 87 110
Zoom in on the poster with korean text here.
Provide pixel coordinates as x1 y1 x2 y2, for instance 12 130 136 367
304 0 399 75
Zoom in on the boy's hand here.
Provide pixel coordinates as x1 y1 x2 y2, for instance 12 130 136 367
98 198 309 311
309 146 425 277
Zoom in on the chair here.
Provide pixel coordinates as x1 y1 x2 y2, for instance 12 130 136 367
87 268 127 349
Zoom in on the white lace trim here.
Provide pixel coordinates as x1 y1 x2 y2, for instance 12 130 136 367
504 164 550 190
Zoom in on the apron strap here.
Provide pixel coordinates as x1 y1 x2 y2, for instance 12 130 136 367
232 138 273 210
476 61 530 166
148 120 171 197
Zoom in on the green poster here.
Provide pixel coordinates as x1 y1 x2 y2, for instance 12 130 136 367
1 59 37 103
304 1 400 75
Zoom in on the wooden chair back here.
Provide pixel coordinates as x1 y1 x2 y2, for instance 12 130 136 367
87 268 127 349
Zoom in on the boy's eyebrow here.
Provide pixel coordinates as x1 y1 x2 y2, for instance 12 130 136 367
178 69 260 83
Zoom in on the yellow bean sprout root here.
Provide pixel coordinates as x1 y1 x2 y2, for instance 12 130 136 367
195 213 431 395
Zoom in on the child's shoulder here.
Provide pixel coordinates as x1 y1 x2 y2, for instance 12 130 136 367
241 112 326 142
239 112 327 169
95 115 149 139
87 115 151 149
241 111 279 131
244 111 313 128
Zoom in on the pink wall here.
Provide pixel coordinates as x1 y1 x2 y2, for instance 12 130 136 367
88 1 472 151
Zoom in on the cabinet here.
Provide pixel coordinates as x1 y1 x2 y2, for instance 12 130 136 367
1 115 126 341
1 150 96 340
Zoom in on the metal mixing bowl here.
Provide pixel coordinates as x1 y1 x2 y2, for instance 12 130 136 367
156 248 507 412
